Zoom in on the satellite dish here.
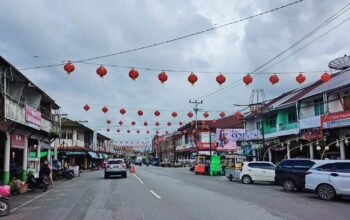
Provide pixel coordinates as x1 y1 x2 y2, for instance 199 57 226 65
328 55 350 70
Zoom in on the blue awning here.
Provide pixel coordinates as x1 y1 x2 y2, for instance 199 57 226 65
88 152 98 159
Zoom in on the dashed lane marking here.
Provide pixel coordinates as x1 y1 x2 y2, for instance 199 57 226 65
150 190 161 199
132 173 144 184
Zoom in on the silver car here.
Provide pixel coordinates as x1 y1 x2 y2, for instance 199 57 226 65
104 159 127 178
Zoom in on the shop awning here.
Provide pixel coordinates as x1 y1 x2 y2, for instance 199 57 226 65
88 152 98 159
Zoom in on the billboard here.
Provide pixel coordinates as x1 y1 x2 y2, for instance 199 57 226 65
216 129 246 151
11 133 26 149
25 105 41 126
321 110 350 129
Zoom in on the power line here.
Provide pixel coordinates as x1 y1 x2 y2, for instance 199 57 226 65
20 0 303 71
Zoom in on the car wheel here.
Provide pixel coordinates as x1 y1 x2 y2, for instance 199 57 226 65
228 174 233 182
104 174 108 179
123 172 127 178
242 175 252 184
0 198 10 216
318 184 336 200
282 179 295 191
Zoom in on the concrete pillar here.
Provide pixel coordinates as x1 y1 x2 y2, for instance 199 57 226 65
37 142 41 162
268 148 272 162
47 148 51 162
340 140 345 160
309 143 314 159
3 132 11 184
22 136 28 181
252 149 257 161
287 145 291 159
54 140 58 160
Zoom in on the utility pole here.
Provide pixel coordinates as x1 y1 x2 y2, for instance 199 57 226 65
189 100 203 155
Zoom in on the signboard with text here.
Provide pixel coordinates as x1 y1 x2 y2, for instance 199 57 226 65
321 110 350 129
25 105 42 126
216 129 246 151
11 133 26 149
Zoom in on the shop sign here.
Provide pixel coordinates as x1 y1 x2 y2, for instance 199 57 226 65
321 110 350 129
25 105 42 126
11 133 26 149
300 129 323 141
216 129 245 151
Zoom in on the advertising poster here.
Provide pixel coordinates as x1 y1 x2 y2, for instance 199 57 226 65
216 129 246 151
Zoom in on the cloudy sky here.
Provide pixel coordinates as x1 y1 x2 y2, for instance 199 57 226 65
0 0 349 144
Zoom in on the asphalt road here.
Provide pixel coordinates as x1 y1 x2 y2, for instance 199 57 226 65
7 166 350 220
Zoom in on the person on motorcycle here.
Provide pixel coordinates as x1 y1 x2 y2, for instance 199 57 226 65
40 162 51 185
27 171 37 190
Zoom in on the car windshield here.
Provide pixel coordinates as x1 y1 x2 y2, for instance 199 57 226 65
109 160 123 164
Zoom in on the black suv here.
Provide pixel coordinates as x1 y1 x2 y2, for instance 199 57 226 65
275 159 316 191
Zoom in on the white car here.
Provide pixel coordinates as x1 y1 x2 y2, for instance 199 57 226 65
305 160 350 200
104 158 127 179
240 161 276 184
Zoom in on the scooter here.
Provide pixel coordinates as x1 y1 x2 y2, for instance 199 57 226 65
53 168 74 180
0 196 10 217
27 173 48 192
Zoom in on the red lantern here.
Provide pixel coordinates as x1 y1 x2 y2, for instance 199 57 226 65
106 128 110 132
119 120 123 126
156 131 159 135
243 74 253 85
165 131 169 134
129 68 139 81
203 112 209 118
127 130 130 133
192 130 196 134
131 121 136 126
187 112 193 118
167 122 172 126
137 130 140 134
154 110 160 117
190 121 195 127
102 106 108 113
158 71 168 84
96 65 107 78
188 72 198 85
212 119 217 125
171 112 177 118
120 108 126 115
269 74 279 85
201 121 206 125
234 111 243 118
216 74 226 86
182 130 187 134
155 121 160 127
321 72 331 82
137 110 143 116
219 112 225 118
179 122 183 126
296 73 306 84
106 119 111 124
144 122 148 126
117 129 120 133
83 104 90 111
64 61 75 74
146 130 150 134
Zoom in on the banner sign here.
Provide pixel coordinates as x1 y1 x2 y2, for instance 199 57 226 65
321 110 350 129
216 129 246 151
25 105 42 126
11 133 26 149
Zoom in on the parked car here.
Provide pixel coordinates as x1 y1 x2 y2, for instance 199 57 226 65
275 159 316 191
160 159 171 167
104 159 127 179
305 160 350 200
240 161 276 184
152 158 160 166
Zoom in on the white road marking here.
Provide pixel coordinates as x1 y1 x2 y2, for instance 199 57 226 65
150 190 161 199
133 173 144 184
11 193 46 213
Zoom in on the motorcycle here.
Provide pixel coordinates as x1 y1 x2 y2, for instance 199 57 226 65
27 173 48 192
0 185 10 216
53 168 74 180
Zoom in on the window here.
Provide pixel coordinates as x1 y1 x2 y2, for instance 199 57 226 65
66 133 73 140
294 160 315 169
334 163 350 173
248 163 261 168
108 160 124 164
288 111 297 123
61 132 67 139
344 95 350 110
256 121 261 130
266 114 277 128
260 163 276 170
314 98 324 116
279 160 293 168
316 163 334 171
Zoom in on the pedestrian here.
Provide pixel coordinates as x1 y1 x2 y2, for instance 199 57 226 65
40 161 51 186
47 162 55 188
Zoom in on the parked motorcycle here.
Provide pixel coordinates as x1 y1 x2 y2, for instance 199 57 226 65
53 168 74 180
0 185 10 216
27 173 48 192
